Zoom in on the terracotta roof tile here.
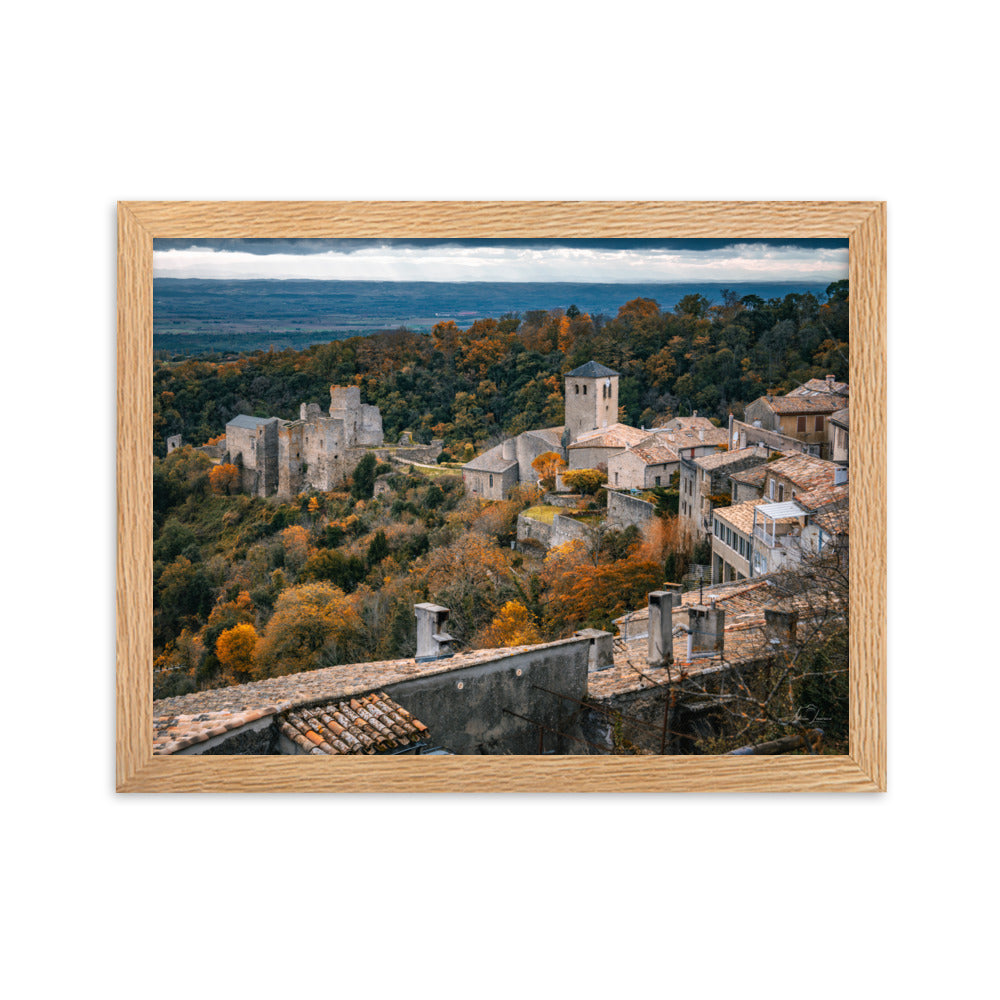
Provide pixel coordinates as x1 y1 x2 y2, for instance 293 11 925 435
692 445 769 471
281 692 430 754
570 423 650 450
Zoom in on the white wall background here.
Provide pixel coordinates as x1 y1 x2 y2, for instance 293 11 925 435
4 2 996 997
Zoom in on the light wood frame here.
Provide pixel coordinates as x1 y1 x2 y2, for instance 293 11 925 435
118 201 885 792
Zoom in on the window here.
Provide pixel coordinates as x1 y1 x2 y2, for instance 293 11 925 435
815 415 825 432
655 475 661 486
575 384 579 394
583 385 587 395
797 416 807 433
489 474 493 488
777 484 784 502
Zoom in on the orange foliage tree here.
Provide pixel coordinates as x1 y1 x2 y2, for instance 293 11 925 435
540 539 661 633
531 450 567 491
209 463 241 495
215 622 259 683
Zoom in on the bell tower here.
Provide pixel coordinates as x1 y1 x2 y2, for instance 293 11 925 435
564 360 619 442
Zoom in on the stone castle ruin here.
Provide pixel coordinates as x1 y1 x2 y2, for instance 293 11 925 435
223 385 388 499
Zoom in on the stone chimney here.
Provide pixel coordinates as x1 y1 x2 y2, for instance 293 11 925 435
502 437 516 462
647 591 675 668
688 603 725 655
764 609 798 647
825 374 836 388
834 466 848 486
575 628 615 671
414 603 455 662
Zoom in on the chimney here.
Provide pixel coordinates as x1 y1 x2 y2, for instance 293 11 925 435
834 466 848 486
693 410 698 418
414 603 456 662
825 374 835 387
764 609 798 647
575 628 615 671
502 438 515 461
647 592 675 668
688 603 725 656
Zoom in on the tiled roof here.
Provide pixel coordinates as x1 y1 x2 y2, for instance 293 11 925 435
569 423 650 450
567 361 619 378
655 426 730 449
629 437 681 465
729 464 772 487
812 500 849 536
522 426 566 449
152 638 581 754
590 578 813 700
153 707 278 755
762 396 844 415
788 378 849 397
766 453 837 492
279 692 429 754
831 408 849 428
463 444 518 474
227 414 279 430
664 415 718 432
796 482 849 510
713 498 778 534
692 444 769 471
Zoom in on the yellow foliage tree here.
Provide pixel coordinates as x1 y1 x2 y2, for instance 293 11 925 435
215 622 259 683
254 582 364 676
478 601 543 648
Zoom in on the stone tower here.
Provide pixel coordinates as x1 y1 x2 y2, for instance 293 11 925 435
563 360 619 443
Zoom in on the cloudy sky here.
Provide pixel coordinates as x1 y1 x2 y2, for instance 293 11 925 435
153 238 848 284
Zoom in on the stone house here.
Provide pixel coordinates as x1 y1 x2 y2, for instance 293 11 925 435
606 425 729 491
679 443 773 537
607 438 677 491
736 376 848 460
711 499 769 583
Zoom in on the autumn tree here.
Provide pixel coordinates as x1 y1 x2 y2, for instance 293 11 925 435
531 450 567 491
215 622 259 683
254 582 364 676
209 462 241 495
561 468 605 496
280 524 311 575
477 600 543 648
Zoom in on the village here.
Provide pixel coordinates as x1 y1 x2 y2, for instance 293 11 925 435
152 359 849 757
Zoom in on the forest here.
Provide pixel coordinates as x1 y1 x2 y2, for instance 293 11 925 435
153 284 849 753
153 282 848 459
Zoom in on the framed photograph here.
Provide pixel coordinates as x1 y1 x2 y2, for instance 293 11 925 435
118 201 885 791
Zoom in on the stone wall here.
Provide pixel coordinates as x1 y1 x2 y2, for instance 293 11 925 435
606 490 655 530
516 511 591 550
385 637 590 754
